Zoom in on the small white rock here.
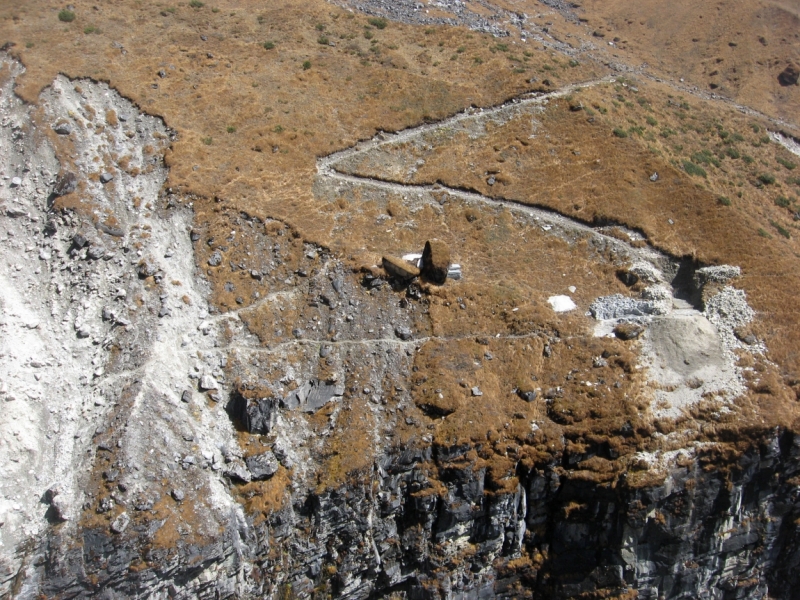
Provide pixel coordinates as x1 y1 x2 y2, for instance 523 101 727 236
199 375 218 391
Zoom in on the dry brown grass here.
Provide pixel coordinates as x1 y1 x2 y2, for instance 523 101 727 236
579 0 800 123
1 0 596 210
342 79 800 387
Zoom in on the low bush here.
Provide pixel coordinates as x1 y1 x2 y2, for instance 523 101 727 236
775 196 791 208
758 173 776 185
683 160 707 178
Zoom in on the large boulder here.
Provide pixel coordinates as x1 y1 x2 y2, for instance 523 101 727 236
382 255 420 281
421 240 450 285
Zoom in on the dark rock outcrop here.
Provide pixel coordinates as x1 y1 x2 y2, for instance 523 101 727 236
30 429 800 598
778 63 799 86
226 391 277 434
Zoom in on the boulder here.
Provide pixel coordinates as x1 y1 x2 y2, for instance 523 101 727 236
223 463 252 483
614 322 645 340
199 375 218 391
778 63 799 86
53 172 77 196
110 512 130 534
53 122 72 135
394 325 413 341
282 379 344 413
227 392 277 434
421 240 450 285
246 451 279 480
382 255 420 281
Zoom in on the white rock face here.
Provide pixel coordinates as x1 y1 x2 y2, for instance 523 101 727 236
0 56 246 596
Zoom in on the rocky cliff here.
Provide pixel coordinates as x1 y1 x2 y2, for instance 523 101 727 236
1 1 800 597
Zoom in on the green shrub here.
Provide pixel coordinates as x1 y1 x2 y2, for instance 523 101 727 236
263 41 275 50
302 60 311 70
758 228 771 238
751 123 760 133
318 36 329 45
315 23 325 31
226 125 236 134
730 132 745 142
189 0 204 7
777 157 797 170
612 127 628 138
725 147 740 159
691 150 720 168
646 116 657 126
758 173 776 185
718 196 732 206
201 136 213 145
495 43 509 52
83 25 98 34
772 220 791 238
58 9 76 22
363 29 373 39
683 160 707 178
775 195 791 208
743 155 754 164
368 17 387 29
273 125 284 133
